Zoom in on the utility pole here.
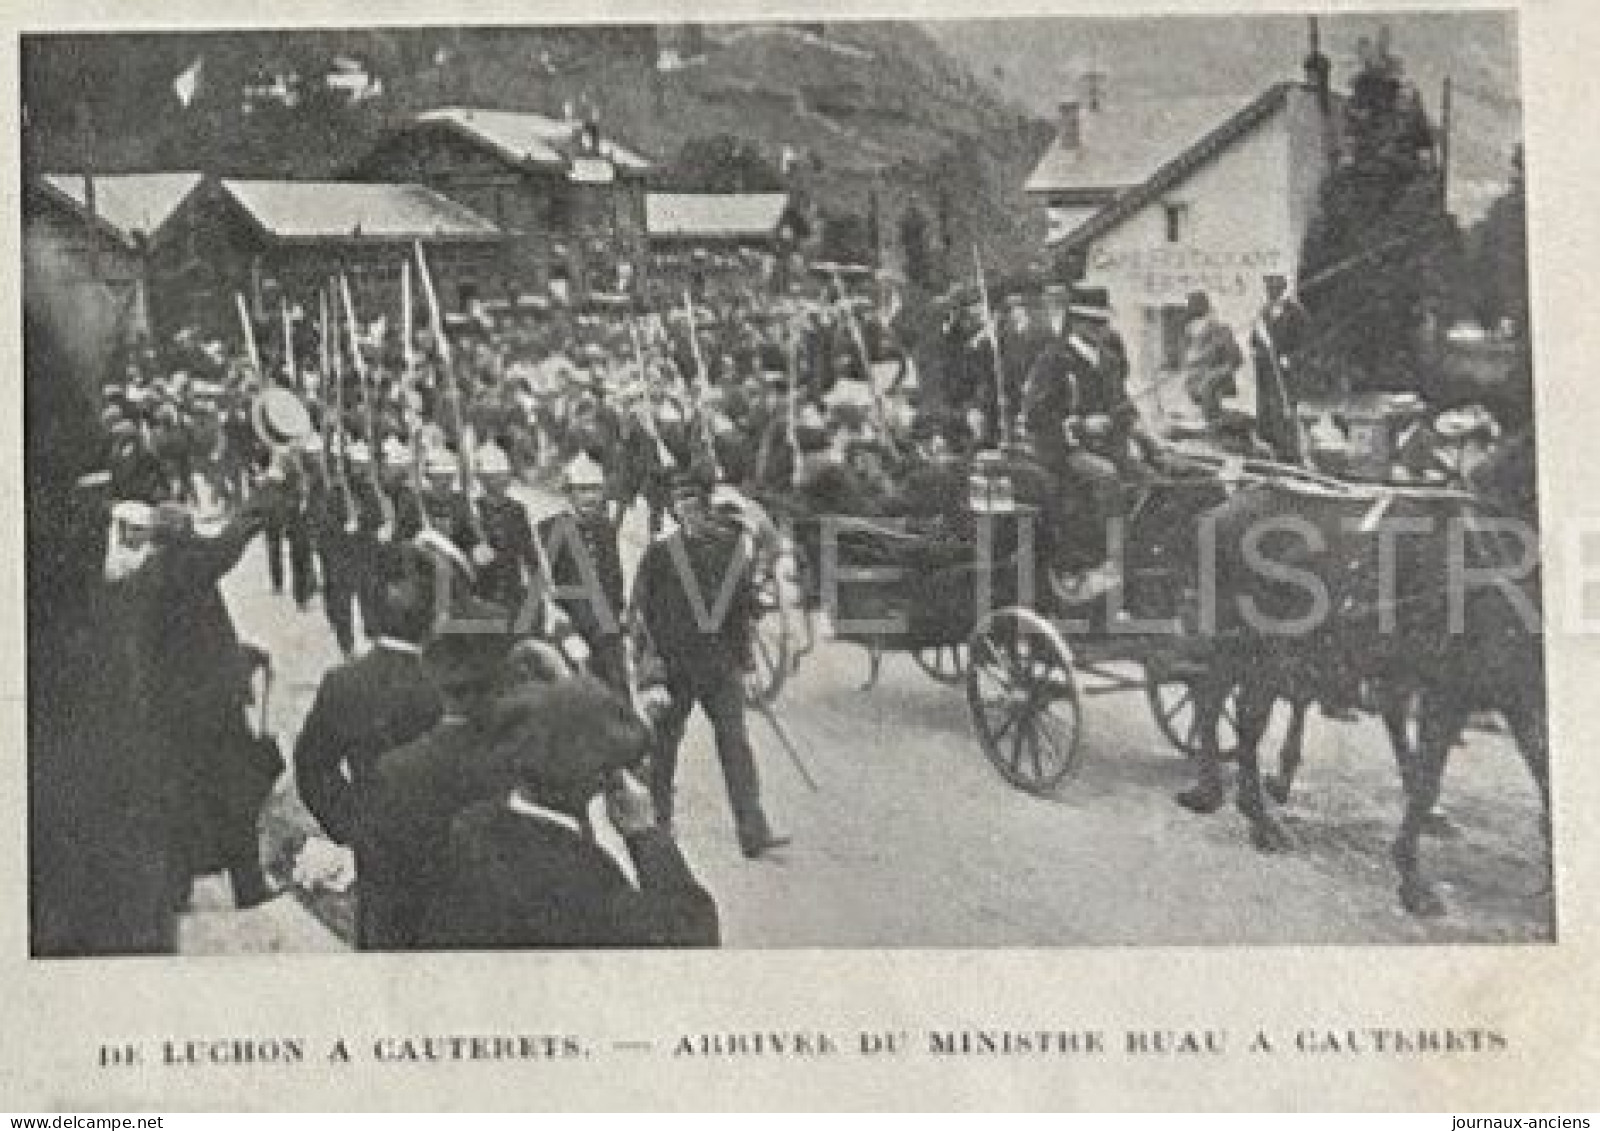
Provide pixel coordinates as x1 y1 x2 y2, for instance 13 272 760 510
1439 75 1454 213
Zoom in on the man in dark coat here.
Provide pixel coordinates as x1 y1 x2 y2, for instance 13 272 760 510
107 422 168 504
537 452 629 695
305 441 361 660
1250 274 1310 462
26 302 174 954
471 441 541 615
347 441 394 638
261 442 316 608
293 543 445 946
139 491 280 909
418 447 481 556
437 677 720 949
883 412 975 540
356 602 515 950
1021 287 1124 579
632 467 787 859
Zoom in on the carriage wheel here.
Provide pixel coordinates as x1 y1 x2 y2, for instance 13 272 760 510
1143 664 1240 760
912 643 969 686
966 608 1082 795
743 560 792 707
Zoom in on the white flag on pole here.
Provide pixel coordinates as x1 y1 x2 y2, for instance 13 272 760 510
173 57 204 108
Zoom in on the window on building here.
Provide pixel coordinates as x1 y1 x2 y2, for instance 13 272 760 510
1147 303 1190 370
1163 201 1191 244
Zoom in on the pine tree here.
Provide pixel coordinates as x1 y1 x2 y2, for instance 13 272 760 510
1296 42 1449 396
1470 145 1528 336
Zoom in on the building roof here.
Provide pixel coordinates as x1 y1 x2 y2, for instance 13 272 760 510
39 172 204 247
415 107 653 176
1049 83 1316 253
218 179 502 243
645 193 792 240
1024 94 1265 197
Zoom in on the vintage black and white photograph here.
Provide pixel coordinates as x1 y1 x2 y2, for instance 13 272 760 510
22 11 1545 958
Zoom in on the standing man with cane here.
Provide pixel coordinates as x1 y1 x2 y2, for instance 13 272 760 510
1250 273 1310 463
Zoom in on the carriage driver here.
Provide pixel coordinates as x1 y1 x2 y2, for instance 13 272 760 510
1020 284 1130 602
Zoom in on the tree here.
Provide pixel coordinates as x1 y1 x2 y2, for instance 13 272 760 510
667 134 784 194
899 202 933 291
1469 146 1528 335
1296 42 1450 395
819 212 873 266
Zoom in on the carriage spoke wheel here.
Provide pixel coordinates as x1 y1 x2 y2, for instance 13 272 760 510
912 643 969 686
966 608 1081 795
1143 663 1241 761
743 563 792 707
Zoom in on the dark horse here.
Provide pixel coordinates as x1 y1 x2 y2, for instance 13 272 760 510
1175 477 1548 917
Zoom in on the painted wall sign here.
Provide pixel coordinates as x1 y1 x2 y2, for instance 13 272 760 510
1090 245 1287 303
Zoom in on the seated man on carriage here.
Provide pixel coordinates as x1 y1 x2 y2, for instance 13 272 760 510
876 410 976 543
1018 284 1137 602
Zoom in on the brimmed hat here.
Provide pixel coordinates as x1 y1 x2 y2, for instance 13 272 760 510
488 676 651 796
424 600 515 690
252 387 311 447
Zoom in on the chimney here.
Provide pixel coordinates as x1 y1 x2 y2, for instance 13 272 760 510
1057 101 1082 150
1303 15 1331 110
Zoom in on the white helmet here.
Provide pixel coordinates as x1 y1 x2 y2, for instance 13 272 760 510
424 448 460 477
475 442 512 476
382 435 413 468
562 452 606 490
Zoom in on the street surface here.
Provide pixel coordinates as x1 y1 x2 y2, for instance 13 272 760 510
189 481 1553 950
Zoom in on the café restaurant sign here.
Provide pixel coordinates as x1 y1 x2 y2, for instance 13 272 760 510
1089 245 1286 302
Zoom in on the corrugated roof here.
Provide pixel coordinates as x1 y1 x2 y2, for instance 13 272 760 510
417 107 652 174
646 193 792 239
41 172 204 244
219 179 501 242
1024 94 1265 195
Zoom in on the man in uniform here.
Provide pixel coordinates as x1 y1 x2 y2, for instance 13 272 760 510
293 542 445 947
261 437 316 609
538 452 628 695
419 447 479 556
346 439 395 639
472 440 541 614
631 466 787 859
1021 285 1125 597
305 433 360 660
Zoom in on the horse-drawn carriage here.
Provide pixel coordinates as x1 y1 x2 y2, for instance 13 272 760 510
736 442 1350 789
735 426 1547 918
